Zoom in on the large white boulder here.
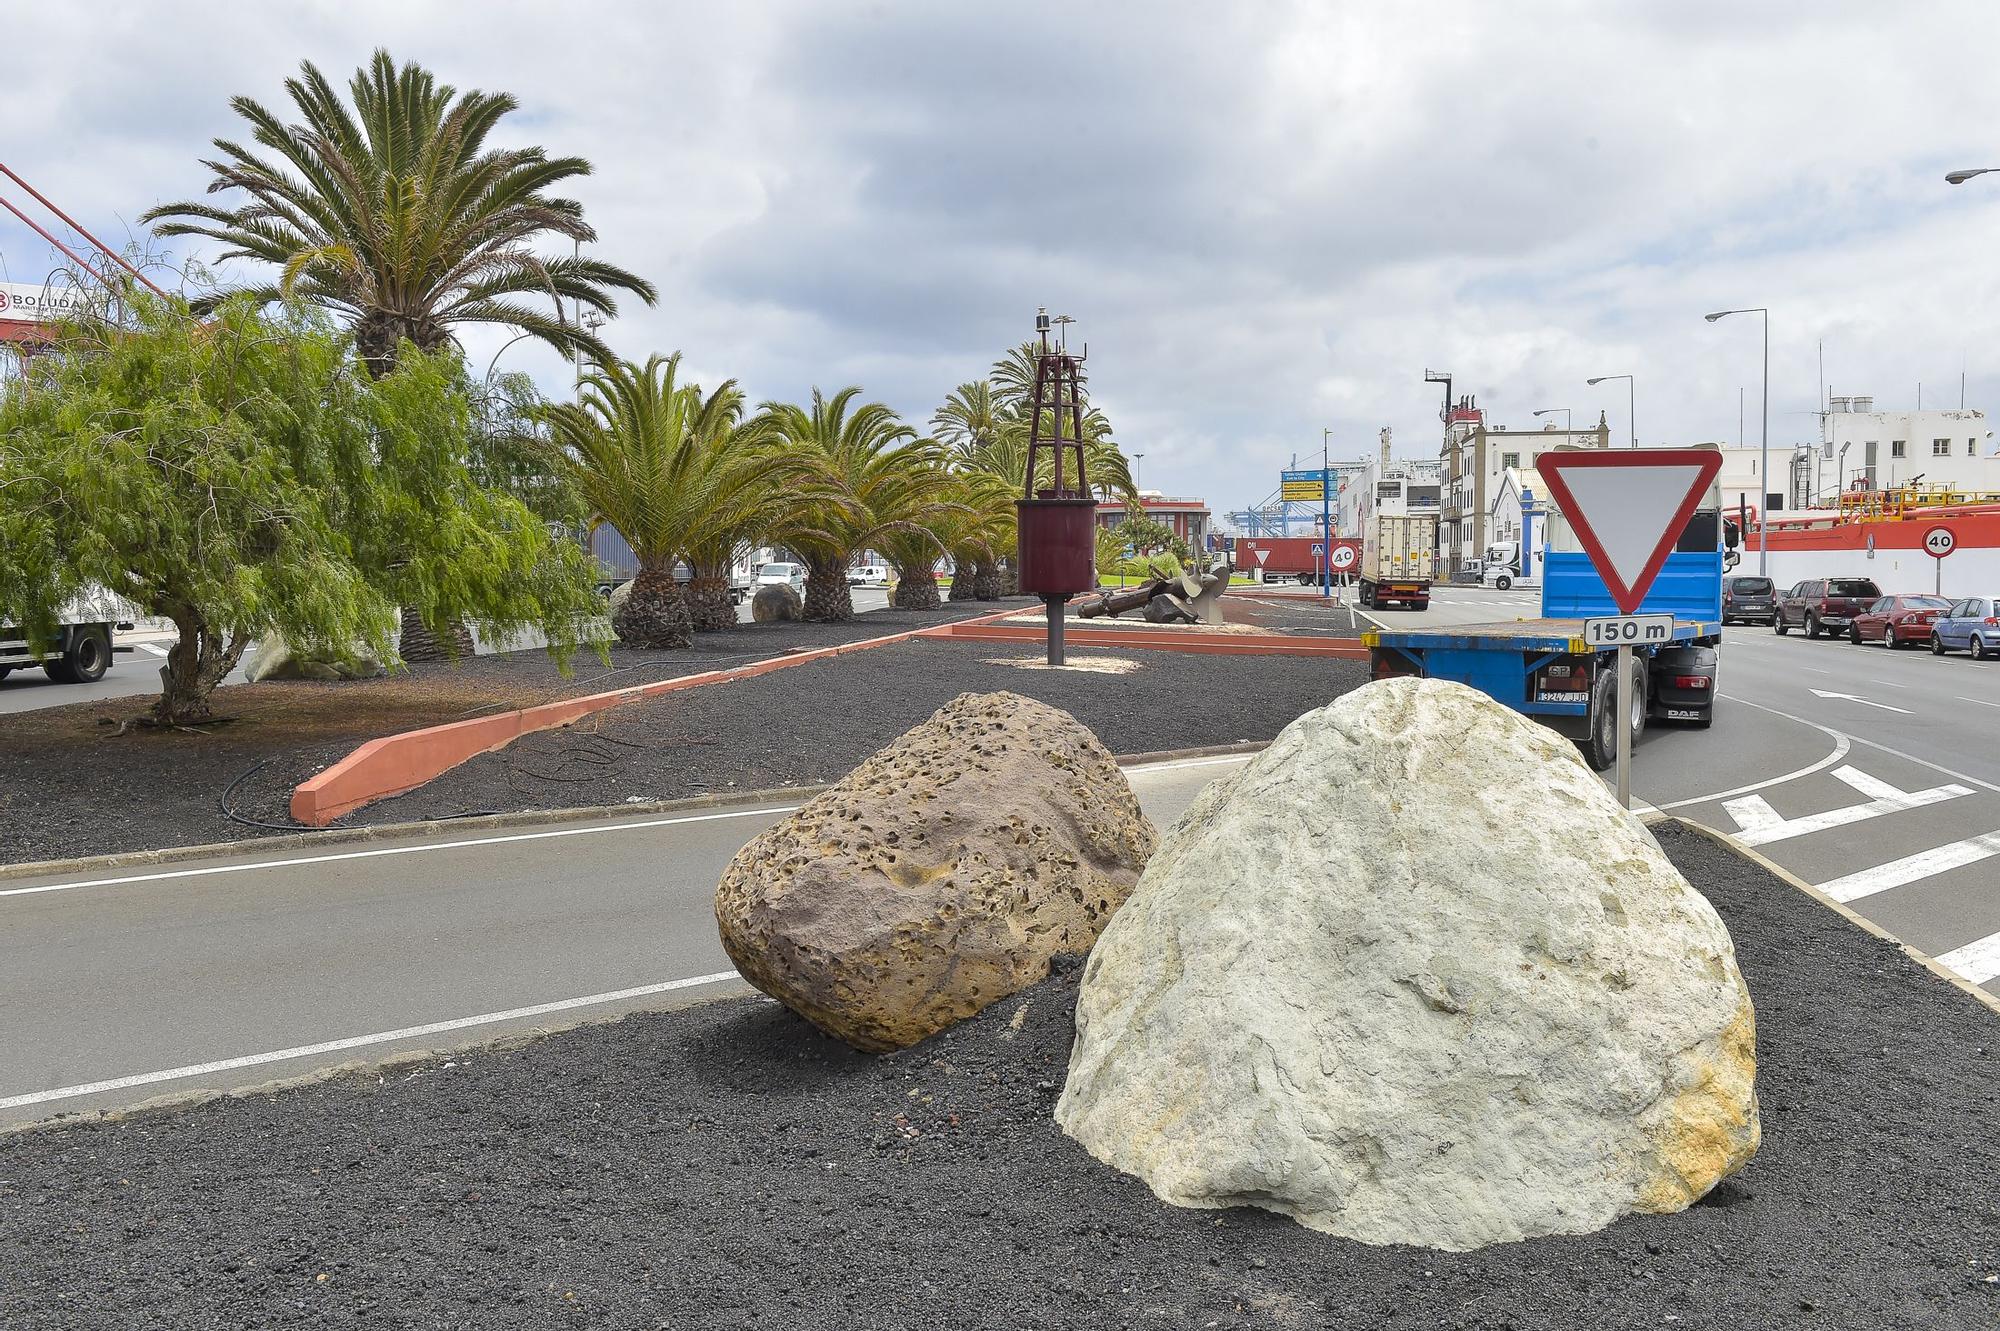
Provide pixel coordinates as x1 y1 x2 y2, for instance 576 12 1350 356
1055 677 1759 1252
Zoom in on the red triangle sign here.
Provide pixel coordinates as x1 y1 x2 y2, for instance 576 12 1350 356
1535 448 1724 614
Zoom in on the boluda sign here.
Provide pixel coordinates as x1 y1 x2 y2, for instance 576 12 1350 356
0 282 89 323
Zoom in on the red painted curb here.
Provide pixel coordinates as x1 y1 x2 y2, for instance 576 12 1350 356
289 607 1018 827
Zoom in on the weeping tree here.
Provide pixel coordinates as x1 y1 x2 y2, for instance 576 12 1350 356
0 293 604 725
760 388 961 622
536 355 809 648
142 49 656 659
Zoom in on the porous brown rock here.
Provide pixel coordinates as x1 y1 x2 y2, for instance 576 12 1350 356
751 583 803 623
714 690 1155 1051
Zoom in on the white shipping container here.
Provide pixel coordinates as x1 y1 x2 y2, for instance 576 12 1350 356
1361 514 1437 585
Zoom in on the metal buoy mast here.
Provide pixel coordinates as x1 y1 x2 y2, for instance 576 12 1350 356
1013 309 1099 666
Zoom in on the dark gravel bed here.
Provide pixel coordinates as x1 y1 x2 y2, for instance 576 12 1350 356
3 824 1996 1329
338 639 1370 826
0 602 1021 867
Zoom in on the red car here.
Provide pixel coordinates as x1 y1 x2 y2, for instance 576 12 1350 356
1849 594 1953 647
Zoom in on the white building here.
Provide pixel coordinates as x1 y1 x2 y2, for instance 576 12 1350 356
1810 396 2000 502
1439 399 1611 570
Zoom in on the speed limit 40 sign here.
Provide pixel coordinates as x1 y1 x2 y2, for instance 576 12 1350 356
1330 545 1356 571
1924 526 1957 559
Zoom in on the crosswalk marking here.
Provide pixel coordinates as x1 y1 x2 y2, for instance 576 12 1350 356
1722 765 1972 847
1816 830 2000 904
137 643 170 657
1936 931 2000 987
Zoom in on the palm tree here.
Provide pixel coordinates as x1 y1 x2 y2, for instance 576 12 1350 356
678 384 823 631
759 388 961 622
142 50 655 378
537 354 802 648
931 380 1004 461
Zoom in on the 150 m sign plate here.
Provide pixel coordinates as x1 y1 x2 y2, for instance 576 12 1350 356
1581 614 1674 647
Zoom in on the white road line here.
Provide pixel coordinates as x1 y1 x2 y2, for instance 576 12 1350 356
0 805 806 901
1719 696 2000 795
1868 679 1909 689
1816 831 2000 904
137 643 170 658
1126 753 1256 776
1651 710 1850 811
1935 931 2000 987
1721 766 1972 847
1797 666 1833 675
1959 696 2000 709
0 970 743 1114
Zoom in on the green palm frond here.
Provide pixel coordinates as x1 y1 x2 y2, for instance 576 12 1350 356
144 49 657 375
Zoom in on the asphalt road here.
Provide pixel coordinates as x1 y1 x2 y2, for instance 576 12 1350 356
0 590 896 716
0 751 1238 1124
6 583 1997 1128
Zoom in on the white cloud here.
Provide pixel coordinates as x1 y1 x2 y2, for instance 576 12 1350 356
5 0 2000 521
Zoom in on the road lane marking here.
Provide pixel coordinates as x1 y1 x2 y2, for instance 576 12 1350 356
1959 696 2000 709
0 806 807 901
1126 754 1256 776
1652 710 1850 812
1808 689 1912 714
1718 696 2000 795
1936 931 2000 987
4 749 1256 903
1816 831 2000 904
1721 766 1972 847
1868 679 1909 688
1797 666 1833 674
0 970 745 1114
137 643 169 658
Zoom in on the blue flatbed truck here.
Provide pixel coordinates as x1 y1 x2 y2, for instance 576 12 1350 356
1362 511 1735 772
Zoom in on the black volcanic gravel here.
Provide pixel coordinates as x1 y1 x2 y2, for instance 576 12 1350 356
0 601 1025 867
338 639 1370 826
2 824 1996 1328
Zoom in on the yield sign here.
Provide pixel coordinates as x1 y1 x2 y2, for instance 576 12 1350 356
1535 449 1723 614
1253 548 1270 566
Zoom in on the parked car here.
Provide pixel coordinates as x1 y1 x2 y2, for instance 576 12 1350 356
1774 577 1881 638
1720 574 1777 626
756 562 807 595
846 563 890 587
1849 594 1952 647
1933 595 2000 659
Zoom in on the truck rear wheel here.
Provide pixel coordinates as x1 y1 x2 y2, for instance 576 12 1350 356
1582 657 1645 772
45 626 111 685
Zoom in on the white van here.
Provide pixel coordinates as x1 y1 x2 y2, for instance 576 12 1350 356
756 562 806 594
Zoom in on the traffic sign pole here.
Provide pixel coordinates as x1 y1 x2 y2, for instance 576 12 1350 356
1321 464 1332 600
1925 525 1956 596
1615 645 1632 810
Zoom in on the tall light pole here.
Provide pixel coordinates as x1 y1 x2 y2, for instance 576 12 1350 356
483 331 537 384
1586 374 1636 447
1531 407 1573 433
1133 452 1145 492
1319 428 1335 599
1946 168 2000 184
1704 307 1770 575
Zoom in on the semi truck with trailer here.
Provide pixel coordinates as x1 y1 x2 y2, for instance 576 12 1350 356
1357 513 1435 610
1362 488 1738 771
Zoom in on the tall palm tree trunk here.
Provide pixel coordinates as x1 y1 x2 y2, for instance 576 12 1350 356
399 607 476 663
802 556 854 622
685 555 738 633
614 566 694 648
890 558 942 610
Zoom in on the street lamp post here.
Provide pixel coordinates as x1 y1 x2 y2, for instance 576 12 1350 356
483 331 537 384
1531 407 1573 434
1320 428 1335 599
1704 307 1770 575
1586 374 1636 448
1946 168 2000 184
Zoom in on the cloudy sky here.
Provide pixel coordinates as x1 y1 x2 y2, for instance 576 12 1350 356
6 1 2000 520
